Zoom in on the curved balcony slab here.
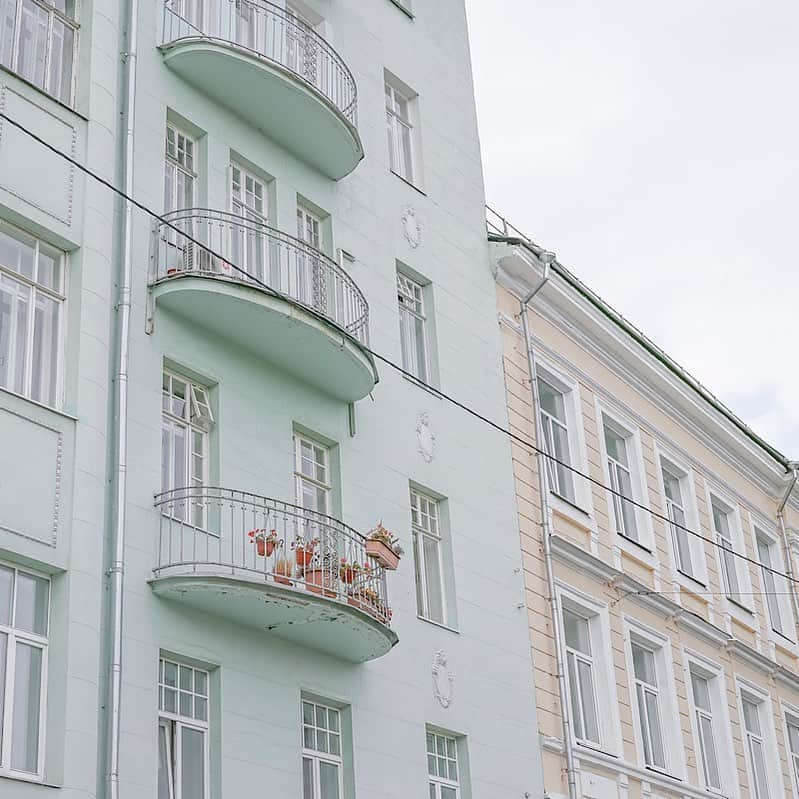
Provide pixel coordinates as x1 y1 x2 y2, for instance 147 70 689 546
150 488 398 663
149 210 377 402
159 2 363 180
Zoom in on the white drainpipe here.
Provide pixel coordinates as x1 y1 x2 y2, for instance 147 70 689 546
777 465 799 643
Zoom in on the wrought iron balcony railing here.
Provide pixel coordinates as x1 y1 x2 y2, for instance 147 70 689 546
161 0 357 125
154 487 391 625
150 209 369 345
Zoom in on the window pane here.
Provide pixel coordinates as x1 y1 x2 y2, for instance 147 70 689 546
577 658 599 743
0 632 6 754
0 564 13 624
15 571 49 635
319 761 340 799
0 227 35 278
563 609 590 655
48 19 74 104
750 737 770 799
302 757 315 799
698 713 721 789
691 673 710 711
632 644 656 685
617 466 638 538
412 314 427 381
788 722 799 755
158 722 174 799
181 726 206 799
441 788 457 799
30 291 59 406
11 642 43 773
422 535 444 623
644 690 666 769
538 379 566 421
0 0 16 67
18 0 49 89
566 652 584 741
604 425 628 466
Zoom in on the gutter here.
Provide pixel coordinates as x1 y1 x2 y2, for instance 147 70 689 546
777 465 799 642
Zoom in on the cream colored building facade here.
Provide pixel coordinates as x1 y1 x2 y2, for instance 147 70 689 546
489 210 799 799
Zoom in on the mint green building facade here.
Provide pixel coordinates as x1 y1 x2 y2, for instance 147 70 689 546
0 1 543 797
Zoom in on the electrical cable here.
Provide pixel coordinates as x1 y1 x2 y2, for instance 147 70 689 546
2 109 796 593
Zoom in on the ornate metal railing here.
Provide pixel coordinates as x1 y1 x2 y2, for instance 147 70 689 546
150 209 369 345
154 487 391 624
161 0 357 125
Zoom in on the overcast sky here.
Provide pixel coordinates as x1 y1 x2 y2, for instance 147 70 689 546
465 1 799 459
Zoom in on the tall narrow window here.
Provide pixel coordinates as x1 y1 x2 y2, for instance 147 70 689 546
756 532 785 636
294 435 331 517
165 125 196 213
302 699 343 799
689 671 721 791
537 378 575 503
0 564 49 777
161 371 213 527
158 658 209 799
385 78 416 183
603 422 638 542
562 608 600 746
230 163 268 282
426 731 460 798
0 223 64 407
711 499 743 604
631 642 666 770
397 272 428 383
296 205 326 313
661 466 693 577
0 0 77 104
742 696 770 799
411 489 445 625
786 717 799 793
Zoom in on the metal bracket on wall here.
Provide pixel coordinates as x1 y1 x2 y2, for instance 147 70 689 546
348 402 356 437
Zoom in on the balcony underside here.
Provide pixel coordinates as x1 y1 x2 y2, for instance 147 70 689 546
149 568 398 662
160 39 363 180
151 275 378 402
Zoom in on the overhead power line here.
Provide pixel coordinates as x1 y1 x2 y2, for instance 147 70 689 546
2 110 796 596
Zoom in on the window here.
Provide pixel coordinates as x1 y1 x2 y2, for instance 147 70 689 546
385 76 416 183
294 435 331 516
631 642 666 770
710 498 745 606
662 466 691 574
411 489 446 624
689 671 721 791
158 657 209 799
397 271 428 382
603 420 639 543
295 205 326 313
786 715 799 795
537 378 576 503
755 528 792 638
302 699 343 799
165 125 196 214
0 0 77 104
742 695 771 799
0 223 64 407
427 731 460 799
0 564 49 777
161 371 213 526
230 162 268 281
562 608 600 746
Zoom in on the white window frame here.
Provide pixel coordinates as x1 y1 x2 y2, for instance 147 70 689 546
623 620 684 778
706 486 753 616
0 0 79 105
397 269 429 384
750 517 795 645
783 704 799 799
596 402 652 554
301 698 344 799
157 656 210 799
736 680 784 799
654 447 706 586
293 434 332 517
0 220 66 409
164 124 197 213
411 488 447 626
0 562 50 781
426 729 461 798
556 583 622 755
682 651 736 797
385 72 419 185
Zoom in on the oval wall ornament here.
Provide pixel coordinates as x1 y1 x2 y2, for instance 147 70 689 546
416 413 436 463
432 650 454 708
401 206 422 249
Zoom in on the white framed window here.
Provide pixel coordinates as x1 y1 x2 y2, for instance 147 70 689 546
708 492 750 610
688 670 721 791
426 730 460 799
631 641 666 770
301 699 344 799
741 693 772 799
562 607 600 747
0 563 50 778
158 657 209 799
754 524 793 640
294 434 331 516
411 488 446 625
385 73 418 184
0 0 77 104
295 204 327 313
229 162 268 281
165 125 196 213
397 271 429 383
0 222 65 408
557 586 621 754
161 370 213 526
785 710 799 798
538 377 576 504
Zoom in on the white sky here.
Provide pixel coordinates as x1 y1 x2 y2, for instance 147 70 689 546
465 0 799 457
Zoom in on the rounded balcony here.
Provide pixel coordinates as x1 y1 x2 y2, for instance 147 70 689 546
148 209 377 402
150 487 398 663
159 0 363 179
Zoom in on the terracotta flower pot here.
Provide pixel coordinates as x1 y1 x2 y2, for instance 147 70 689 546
295 545 315 569
340 566 356 584
366 539 400 570
305 568 337 598
273 560 293 585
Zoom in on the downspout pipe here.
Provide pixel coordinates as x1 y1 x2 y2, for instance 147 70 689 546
518 253 579 799
777 464 799 642
106 0 138 795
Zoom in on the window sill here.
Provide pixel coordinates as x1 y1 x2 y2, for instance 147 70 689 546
387 0 414 19
617 532 653 556
549 491 593 529
644 765 682 782
391 170 426 196
0 64 87 121
726 596 755 620
402 373 442 399
0 385 78 422
417 614 459 635
0 771 61 788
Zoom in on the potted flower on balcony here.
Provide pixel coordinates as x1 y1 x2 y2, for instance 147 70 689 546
365 523 403 570
347 585 391 623
304 553 338 598
339 558 369 585
292 535 318 571
273 557 294 586
248 528 281 557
